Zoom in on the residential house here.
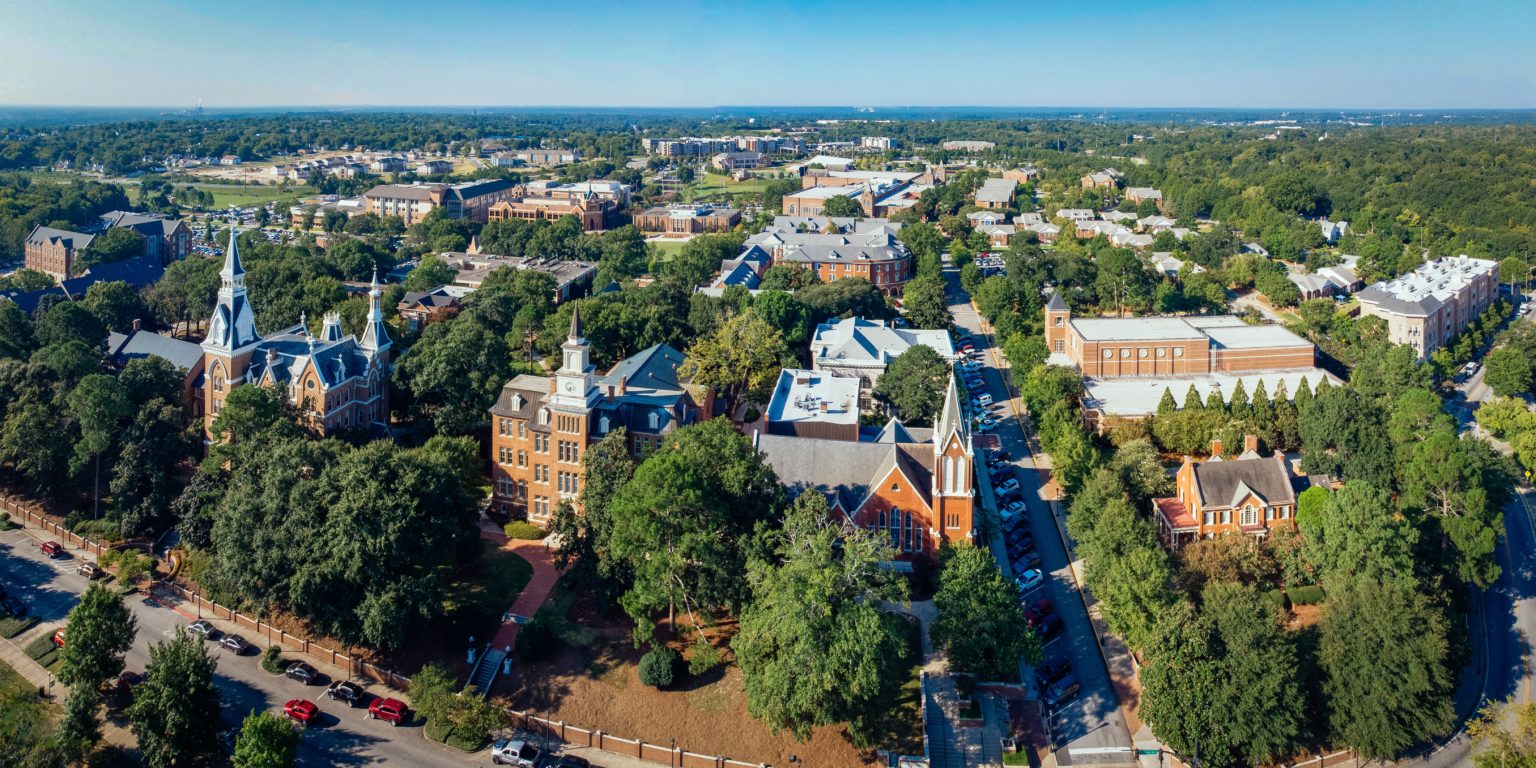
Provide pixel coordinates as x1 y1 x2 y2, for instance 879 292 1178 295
974 178 1017 210
397 286 465 331
1318 218 1350 244
1081 169 1122 189
1154 436 1307 548
1003 166 1040 183
967 210 1008 227
415 160 453 175
1125 187 1163 206
977 224 1016 248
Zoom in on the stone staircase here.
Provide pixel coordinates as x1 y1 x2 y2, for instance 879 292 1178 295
464 645 505 698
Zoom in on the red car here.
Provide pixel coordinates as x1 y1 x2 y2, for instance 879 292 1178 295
39 541 62 558
367 697 408 726
283 698 318 727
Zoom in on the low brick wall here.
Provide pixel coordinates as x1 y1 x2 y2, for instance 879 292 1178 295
507 710 769 768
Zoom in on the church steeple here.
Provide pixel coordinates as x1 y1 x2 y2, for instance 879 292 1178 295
202 227 260 353
360 268 391 360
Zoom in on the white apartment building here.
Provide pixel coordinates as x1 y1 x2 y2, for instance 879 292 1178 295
1355 255 1500 359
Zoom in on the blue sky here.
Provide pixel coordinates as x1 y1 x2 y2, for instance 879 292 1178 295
2 0 1532 109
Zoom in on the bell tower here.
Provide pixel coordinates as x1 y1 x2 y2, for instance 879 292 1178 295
1043 290 1071 355
932 374 975 547
201 228 262 435
552 305 596 412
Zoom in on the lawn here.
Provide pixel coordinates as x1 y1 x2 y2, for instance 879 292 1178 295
686 173 770 202
24 633 60 671
646 238 689 261
196 184 317 210
0 655 36 698
443 539 533 636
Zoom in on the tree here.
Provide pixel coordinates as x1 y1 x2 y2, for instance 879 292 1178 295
0 399 71 494
36 301 106 349
1398 432 1510 588
734 493 910 742
750 292 812 346
1002 333 1048 374
395 315 510 436
66 373 132 518
1468 699 1536 768
402 254 457 292
551 428 635 587
664 233 744 288
606 419 782 640
796 277 891 323
209 383 296 447
931 544 1041 677
232 710 301 768
1320 577 1455 760
82 280 151 334
678 312 787 417
901 274 951 330
1483 346 1533 397
1307 481 1418 589
130 631 222 768
76 227 145 274
1299 385 1393 488
57 687 101 765
113 399 197 537
820 195 863 218
875 345 950 425
58 583 137 690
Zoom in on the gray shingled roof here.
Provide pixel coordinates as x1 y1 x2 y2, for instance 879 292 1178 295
1192 453 1295 510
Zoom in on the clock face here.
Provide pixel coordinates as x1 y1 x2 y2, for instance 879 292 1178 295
565 381 576 393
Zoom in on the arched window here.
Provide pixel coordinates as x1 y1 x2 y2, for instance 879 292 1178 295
538 408 549 426
599 416 610 433
942 456 955 494
648 411 660 430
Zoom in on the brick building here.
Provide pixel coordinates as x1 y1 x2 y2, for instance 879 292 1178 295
24 211 190 279
362 180 516 225
737 217 913 296
1355 255 1499 360
201 232 391 437
1153 436 1308 548
756 374 976 559
487 308 711 525
633 204 741 235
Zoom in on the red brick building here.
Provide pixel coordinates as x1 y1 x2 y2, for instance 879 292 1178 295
1153 436 1305 548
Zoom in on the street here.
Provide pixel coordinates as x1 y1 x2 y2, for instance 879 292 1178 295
0 526 618 768
945 269 1135 763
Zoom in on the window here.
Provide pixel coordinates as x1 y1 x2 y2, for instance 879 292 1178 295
517 421 527 439
943 457 954 494
648 411 660 430
1241 505 1257 526
1203 511 1213 526
1173 347 1184 357
1265 507 1275 521
1138 348 1148 358
518 450 527 468
599 416 610 433
1102 349 1113 359
1221 509 1231 525
1155 348 1166 358
1121 348 1131 358
538 408 549 426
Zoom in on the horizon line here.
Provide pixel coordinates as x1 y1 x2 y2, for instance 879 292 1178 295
3 104 1534 113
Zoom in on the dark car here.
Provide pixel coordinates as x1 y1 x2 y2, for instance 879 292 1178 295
1013 549 1042 571
284 661 319 685
1034 613 1064 642
1024 598 1054 625
1043 675 1081 709
326 680 365 707
1036 658 1072 688
994 450 1011 462
1007 538 1035 561
219 635 250 654
553 756 592 768
1004 527 1032 547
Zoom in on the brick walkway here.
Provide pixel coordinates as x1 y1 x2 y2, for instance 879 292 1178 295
478 521 562 650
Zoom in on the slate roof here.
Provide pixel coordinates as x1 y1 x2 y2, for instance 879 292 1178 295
107 330 204 371
26 226 95 250
1190 453 1296 510
756 434 934 513
811 317 957 366
401 287 460 309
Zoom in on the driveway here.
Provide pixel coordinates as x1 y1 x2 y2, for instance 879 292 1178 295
946 271 1135 763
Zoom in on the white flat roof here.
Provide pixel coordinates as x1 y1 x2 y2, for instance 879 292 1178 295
766 369 860 426
1083 369 1341 417
1070 317 1206 342
788 186 862 200
1200 323 1311 350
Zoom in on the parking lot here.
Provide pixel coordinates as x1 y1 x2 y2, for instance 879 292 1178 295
946 269 1134 760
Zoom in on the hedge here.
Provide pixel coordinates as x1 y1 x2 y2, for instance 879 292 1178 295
1289 585 1325 606
503 521 546 540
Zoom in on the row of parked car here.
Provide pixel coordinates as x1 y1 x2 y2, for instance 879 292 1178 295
988 455 1082 713
185 618 408 729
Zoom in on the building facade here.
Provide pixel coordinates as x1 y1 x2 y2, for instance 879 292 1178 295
24 212 190 279
1355 255 1499 360
634 204 741 235
810 317 958 406
1153 436 1302 548
487 310 709 525
202 232 391 437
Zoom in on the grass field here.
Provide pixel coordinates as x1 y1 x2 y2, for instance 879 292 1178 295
0 655 35 698
646 238 689 260
686 172 771 201
195 184 317 210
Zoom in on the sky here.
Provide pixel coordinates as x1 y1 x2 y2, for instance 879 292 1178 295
2 0 1533 110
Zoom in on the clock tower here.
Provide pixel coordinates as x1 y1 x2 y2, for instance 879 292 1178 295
551 305 596 412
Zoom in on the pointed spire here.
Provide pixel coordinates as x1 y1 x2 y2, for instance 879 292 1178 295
360 267 390 357
569 303 584 341
369 266 381 297
221 227 243 279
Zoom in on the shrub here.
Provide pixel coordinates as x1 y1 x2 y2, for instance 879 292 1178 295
1289 585 1325 606
0 512 16 531
0 615 38 639
1260 588 1287 613
515 616 556 661
638 646 678 689
261 645 286 674
503 521 546 540
687 635 720 676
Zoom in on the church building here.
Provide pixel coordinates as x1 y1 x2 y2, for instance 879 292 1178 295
202 231 392 436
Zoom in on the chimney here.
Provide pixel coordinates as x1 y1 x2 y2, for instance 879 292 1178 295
548 377 557 395
130 318 142 332
1243 434 1259 454
1210 439 1223 458
606 385 615 401
618 376 628 396
819 401 829 412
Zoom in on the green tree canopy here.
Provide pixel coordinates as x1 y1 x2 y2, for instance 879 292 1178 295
232 710 301 768
875 344 951 426
130 631 223 768
931 544 1041 677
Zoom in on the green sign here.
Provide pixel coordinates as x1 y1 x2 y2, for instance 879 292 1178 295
1136 749 1161 756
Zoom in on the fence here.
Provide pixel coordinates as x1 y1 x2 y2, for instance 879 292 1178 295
1 497 113 558
507 710 769 768
1163 750 1356 768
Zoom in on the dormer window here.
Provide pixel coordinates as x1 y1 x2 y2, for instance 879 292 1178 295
599 416 610 433
648 411 660 430
510 394 524 410
538 408 550 426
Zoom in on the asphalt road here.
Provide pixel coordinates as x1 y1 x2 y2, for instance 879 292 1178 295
945 271 1134 762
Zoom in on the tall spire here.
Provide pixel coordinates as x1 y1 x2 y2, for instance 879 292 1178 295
221 226 244 280
360 266 391 358
202 226 260 353
568 303 584 342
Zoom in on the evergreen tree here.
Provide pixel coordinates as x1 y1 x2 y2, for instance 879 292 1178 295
1293 376 1314 415
1157 387 1178 416
1205 387 1226 412
1228 379 1251 419
1183 384 1203 411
